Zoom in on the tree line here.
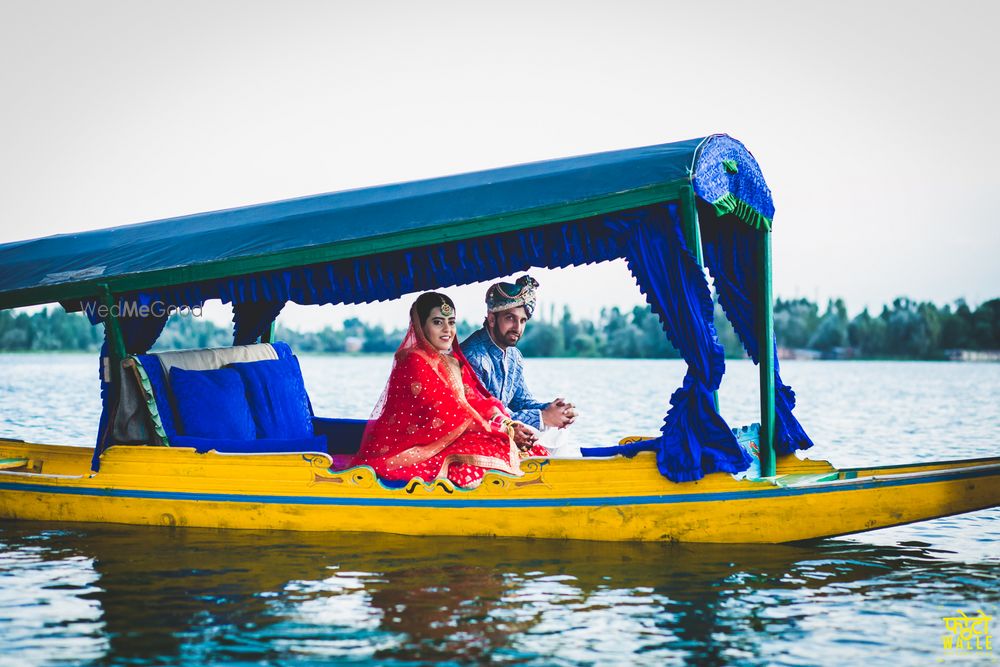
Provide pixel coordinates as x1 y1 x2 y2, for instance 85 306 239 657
1 296 997 360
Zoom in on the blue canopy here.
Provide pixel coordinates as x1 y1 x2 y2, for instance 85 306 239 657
0 133 809 481
0 135 770 310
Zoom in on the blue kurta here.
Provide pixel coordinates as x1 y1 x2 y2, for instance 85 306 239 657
461 327 549 429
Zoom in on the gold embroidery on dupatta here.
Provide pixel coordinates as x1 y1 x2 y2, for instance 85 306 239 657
385 419 474 468
411 350 493 435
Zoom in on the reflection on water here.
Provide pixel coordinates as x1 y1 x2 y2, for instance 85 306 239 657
0 525 997 666
1 354 998 664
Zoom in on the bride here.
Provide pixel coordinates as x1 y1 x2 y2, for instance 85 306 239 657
353 292 547 489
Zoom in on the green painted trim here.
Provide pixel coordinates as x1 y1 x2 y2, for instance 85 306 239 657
0 181 688 310
710 193 772 231
127 356 170 447
678 185 705 264
722 159 739 174
757 232 776 477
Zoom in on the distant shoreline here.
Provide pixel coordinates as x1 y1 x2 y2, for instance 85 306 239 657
2 295 997 362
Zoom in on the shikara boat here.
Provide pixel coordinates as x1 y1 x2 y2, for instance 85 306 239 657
0 135 997 542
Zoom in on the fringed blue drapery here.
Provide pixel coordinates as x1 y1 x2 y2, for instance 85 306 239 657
79 212 632 313
583 204 751 482
92 298 170 471
699 206 813 455
233 301 285 345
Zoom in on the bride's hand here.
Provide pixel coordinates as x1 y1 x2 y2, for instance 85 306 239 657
511 421 538 451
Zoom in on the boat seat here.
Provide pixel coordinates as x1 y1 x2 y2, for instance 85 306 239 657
112 342 367 455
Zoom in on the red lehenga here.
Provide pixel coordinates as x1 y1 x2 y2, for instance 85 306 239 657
353 307 547 489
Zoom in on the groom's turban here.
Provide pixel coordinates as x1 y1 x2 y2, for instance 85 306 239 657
486 275 539 318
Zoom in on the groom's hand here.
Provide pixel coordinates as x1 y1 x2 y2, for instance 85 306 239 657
543 398 577 429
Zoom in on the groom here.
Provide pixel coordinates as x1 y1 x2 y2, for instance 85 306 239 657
461 275 578 451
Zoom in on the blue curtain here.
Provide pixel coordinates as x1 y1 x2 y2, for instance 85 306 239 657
233 301 285 345
92 299 171 471
584 204 751 482
699 207 813 455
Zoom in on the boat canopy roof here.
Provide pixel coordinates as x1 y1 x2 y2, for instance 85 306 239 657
0 135 772 311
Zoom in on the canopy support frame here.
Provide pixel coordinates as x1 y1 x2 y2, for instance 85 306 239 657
757 231 777 476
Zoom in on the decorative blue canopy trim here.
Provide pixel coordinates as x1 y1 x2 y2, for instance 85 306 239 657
692 135 774 231
80 210 635 313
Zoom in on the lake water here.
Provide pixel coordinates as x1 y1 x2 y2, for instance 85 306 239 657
1 354 998 665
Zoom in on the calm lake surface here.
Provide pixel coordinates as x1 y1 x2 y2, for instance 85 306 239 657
1 354 997 665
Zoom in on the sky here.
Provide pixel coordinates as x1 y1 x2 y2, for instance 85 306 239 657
1 0 997 331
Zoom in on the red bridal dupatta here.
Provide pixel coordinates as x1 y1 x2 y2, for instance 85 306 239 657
353 306 546 489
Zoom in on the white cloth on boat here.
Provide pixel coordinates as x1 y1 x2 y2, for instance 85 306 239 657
532 424 580 458
155 343 277 374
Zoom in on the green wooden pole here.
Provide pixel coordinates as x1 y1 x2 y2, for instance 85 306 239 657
679 186 720 413
261 320 277 343
757 232 777 477
99 284 126 361
678 186 704 265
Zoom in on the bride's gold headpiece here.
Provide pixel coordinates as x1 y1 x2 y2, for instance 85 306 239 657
440 299 454 317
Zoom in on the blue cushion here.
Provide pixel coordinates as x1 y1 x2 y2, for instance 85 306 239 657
169 367 256 439
172 435 328 454
228 356 313 439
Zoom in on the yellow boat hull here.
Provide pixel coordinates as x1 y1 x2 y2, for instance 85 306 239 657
1 440 997 543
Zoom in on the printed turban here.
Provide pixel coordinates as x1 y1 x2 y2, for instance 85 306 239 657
486 275 539 318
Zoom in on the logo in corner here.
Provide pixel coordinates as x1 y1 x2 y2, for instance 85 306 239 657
942 609 992 654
